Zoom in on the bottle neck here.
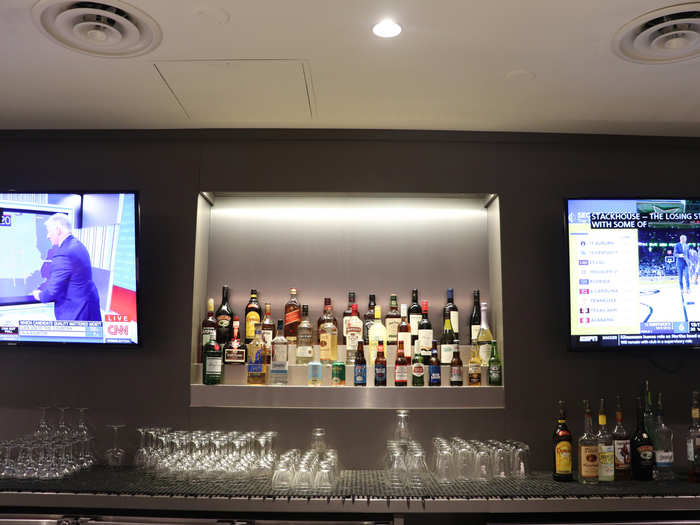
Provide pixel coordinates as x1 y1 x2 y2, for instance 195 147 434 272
412 291 418 303
615 410 623 424
443 318 452 331
584 412 594 434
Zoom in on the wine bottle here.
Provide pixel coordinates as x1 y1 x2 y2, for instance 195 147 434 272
443 288 459 337
470 289 481 345
439 316 456 363
417 300 433 361
408 289 422 345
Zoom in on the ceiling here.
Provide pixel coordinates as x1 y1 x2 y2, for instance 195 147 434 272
2 0 700 135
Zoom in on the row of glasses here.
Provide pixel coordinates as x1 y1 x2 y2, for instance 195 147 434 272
0 434 95 480
272 448 340 492
433 437 530 483
384 439 430 490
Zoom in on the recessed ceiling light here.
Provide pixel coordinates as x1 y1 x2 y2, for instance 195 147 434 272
372 19 401 38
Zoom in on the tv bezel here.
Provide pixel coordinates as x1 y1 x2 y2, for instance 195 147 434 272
0 190 142 348
565 196 700 352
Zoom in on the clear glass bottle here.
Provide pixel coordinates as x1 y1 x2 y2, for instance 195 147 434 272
477 302 494 365
345 303 363 364
319 301 338 364
368 305 387 365
654 392 674 480
597 398 614 482
385 293 401 346
613 395 632 480
342 291 356 345
246 323 266 385
578 399 599 484
688 391 700 482
296 304 314 365
308 343 322 386
270 319 288 386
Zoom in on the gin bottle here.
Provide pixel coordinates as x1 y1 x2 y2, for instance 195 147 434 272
654 392 674 480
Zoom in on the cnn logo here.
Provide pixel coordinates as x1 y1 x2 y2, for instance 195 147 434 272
108 325 129 336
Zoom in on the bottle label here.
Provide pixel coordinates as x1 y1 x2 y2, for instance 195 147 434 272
205 356 222 376
217 316 231 329
262 329 273 348
470 324 479 344
395 364 408 382
429 365 441 385
468 363 481 385
343 315 350 337
320 333 335 361
412 363 424 378
296 345 313 358
354 364 367 385
245 312 261 338
284 309 301 326
694 408 700 419
308 363 322 384
269 361 288 382
655 450 673 467
247 362 263 374
555 441 572 474
409 314 422 335
346 319 363 350
598 445 614 480
418 329 433 351
397 332 412 358
598 415 607 426
449 365 463 383
614 439 631 469
580 445 599 478
375 364 387 383
688 438 694 462
202 327 216 346
385 318 401 342
440 344 456 364
450 311 459 334
272 343 288 363
488 365 502 385
478 342 492 365
636 444 655 465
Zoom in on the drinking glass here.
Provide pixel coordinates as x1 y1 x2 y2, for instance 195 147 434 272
0 443 16 479
434 446 454 485
134 428 148 467
55 406 71 439
406 448 429 489
385 449 407 489
34 406 52 440
272 459 294 490
393 409 411 446
311 428 326 454
475 447 492 481
314 460 335 491
105 424 126 466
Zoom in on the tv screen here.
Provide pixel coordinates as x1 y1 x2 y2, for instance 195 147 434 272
566 198 700 350
0 192 139 346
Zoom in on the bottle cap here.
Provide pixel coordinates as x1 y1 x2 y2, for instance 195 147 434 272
207 298 214 310
302 304 309 315
290 288 297 294
351 304 358 314
421 300 428 313
276 319 284 330
349 291 356 301
324 297 331 306
233 315 240 321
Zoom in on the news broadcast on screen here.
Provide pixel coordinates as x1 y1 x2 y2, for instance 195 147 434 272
567 198 700 350
0 192 139 345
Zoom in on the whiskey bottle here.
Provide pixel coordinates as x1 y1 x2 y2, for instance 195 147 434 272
246 323 266 385
363 294 376 344
296 304 314 365
354 340 367 386
397 304 412 359
374 342 387 386
215 285 233 344
477 302 494 366
631 396 655 481
261 302 274 351
654 392 674 480
688 391 700 481
428 341 441 387
449 347 463 386
597 398 614 482
612 395 632 480
319 300 338 364
488 342 502 386
345 303 363 364
317 297 338 344
469 290 481 344
553 400 573 481
244 289 262 345
411 344 425 386
408 289 422 345
417 301 433 360
439 316 457 363
385 293 401 345
283 288 301 345
270 320 289 386
200 298 217 363
578 399 599 484
395 340 408 387
443 288 459 338
202 338 222 385
342 291 357 345
368 305 387 364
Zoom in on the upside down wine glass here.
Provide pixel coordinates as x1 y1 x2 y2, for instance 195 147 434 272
105 425 126 467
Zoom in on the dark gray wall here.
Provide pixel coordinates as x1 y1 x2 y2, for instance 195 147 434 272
1 130 699 470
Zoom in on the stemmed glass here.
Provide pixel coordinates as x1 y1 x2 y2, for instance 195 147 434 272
55 406 71 439
34 406 52 440
134 428 148 468
0 442 16 479
105 425 126 467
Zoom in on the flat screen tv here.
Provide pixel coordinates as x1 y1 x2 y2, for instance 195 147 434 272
566 198 700 351
0 192 140 346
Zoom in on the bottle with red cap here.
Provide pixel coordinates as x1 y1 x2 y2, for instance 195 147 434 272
417 300 433 362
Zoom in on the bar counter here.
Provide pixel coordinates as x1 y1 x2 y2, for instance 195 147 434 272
2 469 700 515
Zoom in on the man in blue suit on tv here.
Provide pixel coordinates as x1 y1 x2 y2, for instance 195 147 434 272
31 213 101 321
673 234 691 295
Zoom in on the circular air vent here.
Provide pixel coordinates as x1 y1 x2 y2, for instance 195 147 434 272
32 0 162 58
613 3 700 63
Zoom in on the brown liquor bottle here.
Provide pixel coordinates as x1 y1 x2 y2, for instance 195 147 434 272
262 302 274 351
200 298 217 363
244 289 262 345
612 395 632 480
342 291 357 345
284 288 301 344
317 297 338 343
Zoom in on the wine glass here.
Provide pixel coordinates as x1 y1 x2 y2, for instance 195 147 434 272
34 406 52 440
105 425 126 467
55 406 71 439
134 428 148 468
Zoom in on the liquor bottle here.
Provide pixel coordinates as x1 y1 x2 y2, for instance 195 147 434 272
397 304 412 359
578 399 599 484
395 340 408 386
317 297 332 343
202 338 222 385
553 400 573 481
374 342 387 386
244 289 262 345
428 341 441 386
200 298 217 363
345 303 363 365
408 289 422 345
215 285 234 344
284 288 301 345
417 301 433 360
612 395 632 480
332 359 345 386
449 347 463 386
261 303 274 351
469 290 481 344
246 324 266 385
631 396 655 481
443 288 459 338
467 345 481 386
270 320 289 386
385 294 401 345
477 302 494 366
643 380 658 447
354 340 367 386
597 398 614 482
319 300 338 364
368 305 387 364
308 343 322 386
654 392 674 480
488 342 502 386
688 391 700 482
411 344 425 386
224 315 245 364
296 304 314 365
439 316 457 363
363 294 376 344
342 291 356 345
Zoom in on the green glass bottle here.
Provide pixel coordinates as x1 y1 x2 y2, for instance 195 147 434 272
488 341 502 386
202 338 223 385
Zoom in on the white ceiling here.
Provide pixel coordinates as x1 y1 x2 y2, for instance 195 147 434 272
2 0 700 135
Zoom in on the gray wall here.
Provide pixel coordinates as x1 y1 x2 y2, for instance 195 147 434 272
1 130 699 470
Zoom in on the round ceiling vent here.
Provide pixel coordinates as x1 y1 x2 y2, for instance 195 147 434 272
32 0 162 58
613 3 700 64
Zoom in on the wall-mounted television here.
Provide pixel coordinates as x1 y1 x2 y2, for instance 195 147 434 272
566 198 700 351
0 192 140 346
